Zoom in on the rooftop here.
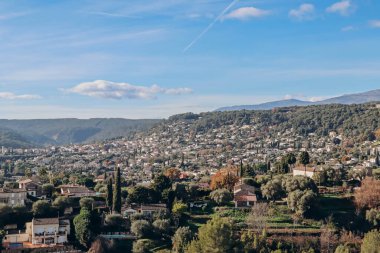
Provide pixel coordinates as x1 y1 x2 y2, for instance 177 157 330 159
32 218 59 226
0 188 27 193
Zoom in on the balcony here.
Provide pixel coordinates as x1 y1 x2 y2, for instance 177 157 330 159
0 198 9 203
34 232 57 237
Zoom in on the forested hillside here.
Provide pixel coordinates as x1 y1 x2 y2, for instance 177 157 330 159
0 118 160 148
160 103 380 142
0 127 33 148
2 103 380 149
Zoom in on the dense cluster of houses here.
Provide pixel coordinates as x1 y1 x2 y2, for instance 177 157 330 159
1 116 380 252
2 122 380 189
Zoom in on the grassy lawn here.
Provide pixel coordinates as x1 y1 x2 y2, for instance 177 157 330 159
185 206 250 231
216 208 249 223
183 199 355 235
187 213 212 229
263 194 357 231
268 204 321 230
185 207 214 232
177 194 357 238
210 204 321 232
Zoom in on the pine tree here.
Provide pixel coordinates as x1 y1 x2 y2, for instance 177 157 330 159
113 167 122 213
106 178 113 211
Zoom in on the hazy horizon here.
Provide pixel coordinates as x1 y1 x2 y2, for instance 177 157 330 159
0 87 378 120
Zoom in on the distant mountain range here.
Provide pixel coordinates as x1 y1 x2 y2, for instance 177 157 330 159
216 89 380 111
2 88 380 148
0 118 160 148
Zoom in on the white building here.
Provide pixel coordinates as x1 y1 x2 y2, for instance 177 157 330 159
60 185 96 198
0 188 27 206
3 218 70 246
18 178 42 197
293 166 318 178
28 218 70 245
233 182 257 208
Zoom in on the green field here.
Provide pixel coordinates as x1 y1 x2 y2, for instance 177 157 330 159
181 193 357 239
268 204 321 231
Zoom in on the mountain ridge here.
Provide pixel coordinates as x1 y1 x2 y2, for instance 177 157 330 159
0 118 161 148
2 88 380 148
216 89 380 111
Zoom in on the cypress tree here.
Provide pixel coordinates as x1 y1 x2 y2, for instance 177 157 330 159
113 167 122 213
106 178 113 211
240 159 244 178
299 151 310 168
181 153 185 167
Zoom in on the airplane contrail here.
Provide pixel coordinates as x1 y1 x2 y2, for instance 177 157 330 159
183 0 240 53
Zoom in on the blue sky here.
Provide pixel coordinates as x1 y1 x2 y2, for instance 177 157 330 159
0 0 380 119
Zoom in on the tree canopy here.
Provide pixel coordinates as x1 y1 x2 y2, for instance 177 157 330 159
186 217 235 253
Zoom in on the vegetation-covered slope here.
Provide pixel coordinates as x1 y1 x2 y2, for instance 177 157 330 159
0 127 33 148
3 103 380 148
161 103 380 142
0 118 161 147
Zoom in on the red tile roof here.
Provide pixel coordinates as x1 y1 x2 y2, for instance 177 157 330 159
234 195 257 202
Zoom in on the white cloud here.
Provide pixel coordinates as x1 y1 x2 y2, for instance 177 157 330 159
369 20 380 28
0 92 41 100
186 13 214 20
283 94 294 100
84 11 137 18
326 1 353 16
223 7 271 20
309 96 329 102
283 94 330 102
0 12 29 20
5 28 165 50
289 4 315 21
67 80 192 99
341 25 355 32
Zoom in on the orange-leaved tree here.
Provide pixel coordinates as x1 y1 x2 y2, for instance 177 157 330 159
164 168 181 181
355 177 380 210
210 166 239 192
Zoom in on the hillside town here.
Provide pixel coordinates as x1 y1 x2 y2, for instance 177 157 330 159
1 106 380 252
3 0 380 251
1 114 379 185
